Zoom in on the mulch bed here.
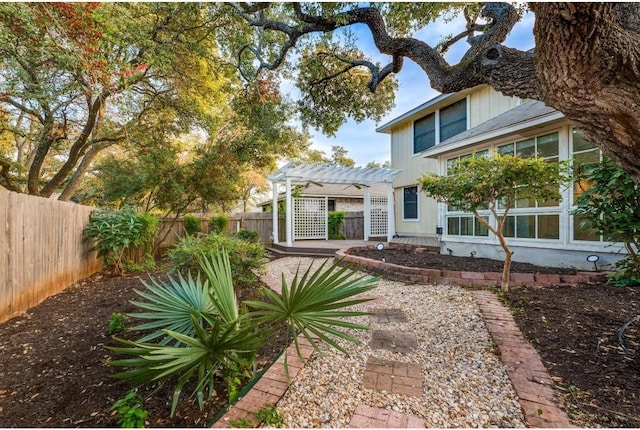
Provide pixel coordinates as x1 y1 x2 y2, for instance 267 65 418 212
1 251 638 428
0 268 285 428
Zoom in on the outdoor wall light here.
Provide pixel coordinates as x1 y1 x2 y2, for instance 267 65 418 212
436 227 443 235
586 254 600 271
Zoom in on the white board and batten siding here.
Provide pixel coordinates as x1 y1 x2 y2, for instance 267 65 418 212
0 190 102 323
388 85 519 236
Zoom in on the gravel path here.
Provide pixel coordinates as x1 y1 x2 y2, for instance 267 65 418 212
264 257 526 428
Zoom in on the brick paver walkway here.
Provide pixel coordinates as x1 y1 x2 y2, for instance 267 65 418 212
362 357 423 396
471 290 574 428
349 405 425 428
370 329 418 353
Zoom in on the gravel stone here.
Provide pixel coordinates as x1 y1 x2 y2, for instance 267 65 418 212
264 257 526 428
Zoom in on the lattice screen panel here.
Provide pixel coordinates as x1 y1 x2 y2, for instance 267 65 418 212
370 195 388 237
293 197 327 240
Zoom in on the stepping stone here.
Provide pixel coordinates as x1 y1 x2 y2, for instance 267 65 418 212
369 308 409 323
370 329 417 353
349 404 425 428
362 357 423 397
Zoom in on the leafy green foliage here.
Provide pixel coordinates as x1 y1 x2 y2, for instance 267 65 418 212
420 152 571 291
233 229 261 243
246 258 377 358
111 390 148 428
183 215 202 237
209 215 230 235
229 418 254 428
572 160 640 284
108 312 129 335
328 211 346 240
109 250 377 417
167 234 266 285
255 403 284 427
128 271 216 345
84 207 149 276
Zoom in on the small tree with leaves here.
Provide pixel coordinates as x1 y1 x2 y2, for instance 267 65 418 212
420 153 570 292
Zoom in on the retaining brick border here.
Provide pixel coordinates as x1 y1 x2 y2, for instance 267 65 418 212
471 290 574 428
212 335 317 428
336 245 607 287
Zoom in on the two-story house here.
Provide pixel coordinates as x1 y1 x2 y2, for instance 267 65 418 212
377 85 623 271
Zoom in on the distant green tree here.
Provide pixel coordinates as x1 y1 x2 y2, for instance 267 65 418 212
420 153 570 292
366 160 391 169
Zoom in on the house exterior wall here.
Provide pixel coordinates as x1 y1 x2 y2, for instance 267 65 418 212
384 85 623 271
435 122 624 271
388 86 519 238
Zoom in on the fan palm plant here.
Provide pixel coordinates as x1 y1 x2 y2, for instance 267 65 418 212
108 249 377 417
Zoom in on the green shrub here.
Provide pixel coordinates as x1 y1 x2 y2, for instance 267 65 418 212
209 214 229 235
111 390 148 428
84 206 147 275
107 312 128 334
233 228 260 243
255 404 284 427
166 234 266 285
328 211 346 240
183 214 202 236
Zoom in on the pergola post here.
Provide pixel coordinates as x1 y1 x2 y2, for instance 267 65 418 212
363 188 371 241
386 182 395 243
285 176 293 247
271 180 279 244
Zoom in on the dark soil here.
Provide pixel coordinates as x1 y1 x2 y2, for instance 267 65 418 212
0 268 286 428
1 251 638 428
349 247 579 274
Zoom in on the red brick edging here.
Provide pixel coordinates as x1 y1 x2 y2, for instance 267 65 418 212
472 290 574 428
212 335 316 427
336 246 606 288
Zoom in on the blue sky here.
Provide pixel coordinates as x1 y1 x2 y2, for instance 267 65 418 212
304 10 536 167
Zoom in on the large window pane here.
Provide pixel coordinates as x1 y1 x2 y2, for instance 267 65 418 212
516 138 536 158
538 184 560 207
574 150 600 166
403 186 418 219
439 99 467 142
537 133 559 158
538 215 560 239
516 215 535 238
573 215 601 241
475 217 489 236
504 216 515 237
461 217 474 236
498 143 514 156
573 128 596 152
414 114 435 153
447 217 460 235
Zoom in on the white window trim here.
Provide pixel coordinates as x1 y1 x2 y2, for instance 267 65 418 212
412 97 468 155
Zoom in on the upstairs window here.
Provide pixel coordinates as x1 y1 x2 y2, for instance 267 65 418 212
414 113 435 153
439 99 467 142
413 98 467 154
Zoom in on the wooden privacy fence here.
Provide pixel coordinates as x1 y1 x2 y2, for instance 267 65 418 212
153 211 365 248
0 190 102 323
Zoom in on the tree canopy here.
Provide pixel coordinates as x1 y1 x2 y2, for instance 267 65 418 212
226 2 640 184
0 3 307 203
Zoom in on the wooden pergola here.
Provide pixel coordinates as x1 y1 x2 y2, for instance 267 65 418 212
269 162 402 246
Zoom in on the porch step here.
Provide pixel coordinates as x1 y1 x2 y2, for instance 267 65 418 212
267 244 337 258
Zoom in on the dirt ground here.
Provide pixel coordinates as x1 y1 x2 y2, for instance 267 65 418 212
1 251 638 428
0 269 285 428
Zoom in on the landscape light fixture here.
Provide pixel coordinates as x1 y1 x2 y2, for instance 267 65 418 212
586 254 600 271
376 242 385 263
